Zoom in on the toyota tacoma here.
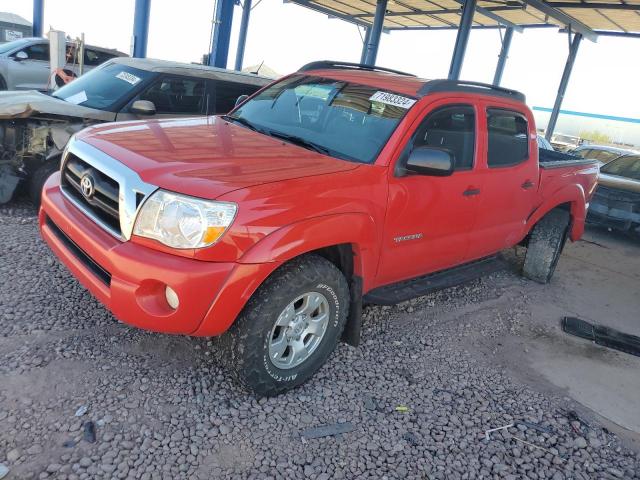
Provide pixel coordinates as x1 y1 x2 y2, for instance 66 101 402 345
39 61 599 396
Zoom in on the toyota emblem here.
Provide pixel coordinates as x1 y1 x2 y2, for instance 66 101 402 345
80 174 95 199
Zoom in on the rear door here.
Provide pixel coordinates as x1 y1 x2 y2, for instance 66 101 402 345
467 103 538 260
377 100 482 286
208 78 263 115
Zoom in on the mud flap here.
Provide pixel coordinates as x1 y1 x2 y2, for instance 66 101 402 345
341 276 363 347
562 316 640 358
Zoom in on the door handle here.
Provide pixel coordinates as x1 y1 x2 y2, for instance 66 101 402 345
521 180 534 189
463 188 481 196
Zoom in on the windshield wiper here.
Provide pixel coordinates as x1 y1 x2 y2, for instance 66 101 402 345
222 115 261 133
265 130 331 156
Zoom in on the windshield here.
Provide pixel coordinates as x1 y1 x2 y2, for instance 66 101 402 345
230 74 414 163
0 38 31 55
53 63 155 111
601 155 640 181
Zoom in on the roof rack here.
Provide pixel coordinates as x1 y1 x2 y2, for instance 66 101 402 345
418 79 526 103
298 60 417 78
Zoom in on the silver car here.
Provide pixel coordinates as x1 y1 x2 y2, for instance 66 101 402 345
0 37 125 91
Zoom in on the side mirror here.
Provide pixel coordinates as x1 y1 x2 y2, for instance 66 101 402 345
130 100 156 116
235 95 249 108
405 146 454 176
14 51 28 61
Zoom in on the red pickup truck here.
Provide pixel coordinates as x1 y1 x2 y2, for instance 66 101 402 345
39 61 599 396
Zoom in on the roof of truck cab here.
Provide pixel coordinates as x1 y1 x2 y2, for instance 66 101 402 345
301 67 526 103
110 57 272 86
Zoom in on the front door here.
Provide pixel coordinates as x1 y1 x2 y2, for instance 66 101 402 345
9 43 50 91
377 102 482 286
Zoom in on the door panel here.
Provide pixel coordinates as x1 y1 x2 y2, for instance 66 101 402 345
468 104 538 260
377 102 482 287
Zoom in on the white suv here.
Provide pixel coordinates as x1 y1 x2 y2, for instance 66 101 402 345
0 37 125 91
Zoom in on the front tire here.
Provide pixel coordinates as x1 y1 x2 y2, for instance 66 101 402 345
29 159 60 208
522 209 570 284
220 254 350 397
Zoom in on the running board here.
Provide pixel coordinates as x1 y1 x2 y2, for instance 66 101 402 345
364 256 506 306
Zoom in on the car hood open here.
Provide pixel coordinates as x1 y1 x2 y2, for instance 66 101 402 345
0 90 114 121
77 116 360 200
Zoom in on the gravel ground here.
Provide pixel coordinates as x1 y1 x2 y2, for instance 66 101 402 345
1 198 639 480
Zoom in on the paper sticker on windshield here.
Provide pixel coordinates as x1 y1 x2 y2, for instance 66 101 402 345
65 90 87 105
116 71 141 85
369 91 416 109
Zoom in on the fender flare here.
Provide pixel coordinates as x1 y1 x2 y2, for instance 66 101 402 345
526 183 586 241
239 212 380 287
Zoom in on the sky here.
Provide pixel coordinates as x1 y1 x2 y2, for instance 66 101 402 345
3 0 640 128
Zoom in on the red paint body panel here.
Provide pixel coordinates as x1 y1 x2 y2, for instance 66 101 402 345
40 71 599 338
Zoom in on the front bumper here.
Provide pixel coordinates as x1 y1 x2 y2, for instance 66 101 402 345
39 172 278 336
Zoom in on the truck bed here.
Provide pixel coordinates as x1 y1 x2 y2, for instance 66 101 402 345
539 148 596 169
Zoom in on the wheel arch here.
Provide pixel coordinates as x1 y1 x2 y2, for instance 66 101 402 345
525 184 586 242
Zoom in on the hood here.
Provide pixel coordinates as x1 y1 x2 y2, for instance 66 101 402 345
599 173 640 194
77 116 360 199
0 90 114 121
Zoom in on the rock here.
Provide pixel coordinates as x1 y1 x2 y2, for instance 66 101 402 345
573 437 588 449
6 449 20 462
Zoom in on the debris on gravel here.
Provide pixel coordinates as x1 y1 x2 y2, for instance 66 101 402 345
1 198 639 479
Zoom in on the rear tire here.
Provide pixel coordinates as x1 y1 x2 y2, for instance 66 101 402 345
29 160 60 208
219 254 350 397
522 209 570 284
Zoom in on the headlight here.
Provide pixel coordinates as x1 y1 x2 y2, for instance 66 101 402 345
133 190 237 249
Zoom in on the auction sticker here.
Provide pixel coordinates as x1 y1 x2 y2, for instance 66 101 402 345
369 91 416 109
116 71 142 85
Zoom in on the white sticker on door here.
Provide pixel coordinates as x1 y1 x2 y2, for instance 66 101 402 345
369 91 416 109
115 71 142 85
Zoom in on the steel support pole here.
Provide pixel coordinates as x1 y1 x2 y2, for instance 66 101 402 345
234 0 252 71
362 0 387 66
33 0 44 37
360 26 372 64
545 33 582 141
209 0 235 68
448 0 477 80
132 0 151 58
492 26 513 86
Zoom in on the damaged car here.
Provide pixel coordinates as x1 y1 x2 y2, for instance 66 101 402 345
0 57 270 205
587 154 640 234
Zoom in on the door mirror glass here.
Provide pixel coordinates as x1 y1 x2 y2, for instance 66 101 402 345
130 100 156 116
14 51 28 61
235 94 249 108
405 146 454 176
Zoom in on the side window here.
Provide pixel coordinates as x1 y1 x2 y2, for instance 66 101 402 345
487 109 529 168
139 76 205 114
413 105 475 170
18 43 49 61
575 149 591 159
212 80 262 114
84 49 117 67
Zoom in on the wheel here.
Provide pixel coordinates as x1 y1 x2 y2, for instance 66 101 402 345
28 160 60 208
522 209 570 284
220 254 350 397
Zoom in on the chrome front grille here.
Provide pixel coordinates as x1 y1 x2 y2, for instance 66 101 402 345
59 138 157 241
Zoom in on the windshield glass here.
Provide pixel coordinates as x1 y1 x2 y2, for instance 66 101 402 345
601 155 640 181
53 63 155 111
0 38 31 55
230 74 414 163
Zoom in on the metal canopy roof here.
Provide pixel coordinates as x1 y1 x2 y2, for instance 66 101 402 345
288 0 640 37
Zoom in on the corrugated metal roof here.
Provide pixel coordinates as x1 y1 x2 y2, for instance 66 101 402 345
0 12 32 27
289 0 640 36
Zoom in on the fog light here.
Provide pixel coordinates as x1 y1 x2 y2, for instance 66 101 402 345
165 286 179 310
